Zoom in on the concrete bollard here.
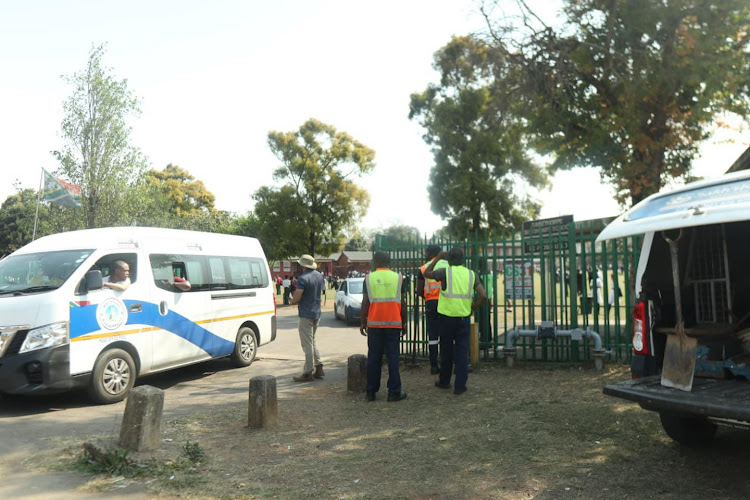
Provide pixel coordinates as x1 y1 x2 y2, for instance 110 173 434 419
118 385 165 452
347 354 367 392
248 375 278 429
470 322 480 370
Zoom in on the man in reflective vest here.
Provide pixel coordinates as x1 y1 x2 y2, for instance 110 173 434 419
424 247 486 395
359 251 408 402
416 244 447 374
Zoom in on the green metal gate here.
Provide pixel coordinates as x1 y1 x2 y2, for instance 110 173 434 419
374 218 641 365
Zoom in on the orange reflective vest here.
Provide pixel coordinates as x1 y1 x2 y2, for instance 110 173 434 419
420 258 447 301
365 268 403 329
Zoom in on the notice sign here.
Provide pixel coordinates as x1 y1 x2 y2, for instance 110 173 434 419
504 261 533 300
522 215 574 253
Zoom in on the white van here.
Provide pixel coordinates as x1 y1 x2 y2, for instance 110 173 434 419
0 227 277 403
597 169 750 445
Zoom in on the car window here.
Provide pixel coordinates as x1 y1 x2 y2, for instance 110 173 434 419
349 280 364 294
340 282 347 293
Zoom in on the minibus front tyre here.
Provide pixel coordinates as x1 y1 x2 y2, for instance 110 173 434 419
230 327 257 367
89 348 136 404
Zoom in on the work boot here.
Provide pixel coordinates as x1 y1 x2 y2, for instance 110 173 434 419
430 363 440 375
293 372 315 382
387 391 408 402
314 364 325 378
365 391 376 402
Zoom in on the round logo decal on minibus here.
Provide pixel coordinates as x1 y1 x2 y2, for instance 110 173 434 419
96 297 129 331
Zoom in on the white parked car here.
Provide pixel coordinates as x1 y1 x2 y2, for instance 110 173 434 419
334 278 364 324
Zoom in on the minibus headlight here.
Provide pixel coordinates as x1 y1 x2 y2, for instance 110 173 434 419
20 322 70 352
349 298 361 308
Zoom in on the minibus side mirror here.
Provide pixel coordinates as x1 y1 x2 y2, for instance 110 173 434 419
86 270 103 291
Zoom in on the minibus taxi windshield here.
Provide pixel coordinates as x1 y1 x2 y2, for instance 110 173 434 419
0 249 93 294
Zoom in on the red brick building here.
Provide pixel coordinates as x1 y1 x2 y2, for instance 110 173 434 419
270 251 372 281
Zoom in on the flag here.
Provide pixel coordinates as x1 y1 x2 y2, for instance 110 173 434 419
42 169 82 207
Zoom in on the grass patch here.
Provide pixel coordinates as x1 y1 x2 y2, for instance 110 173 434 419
35 362 750 499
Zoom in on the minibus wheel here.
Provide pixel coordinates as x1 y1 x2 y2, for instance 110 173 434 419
231 327 257 367
89 348 136 404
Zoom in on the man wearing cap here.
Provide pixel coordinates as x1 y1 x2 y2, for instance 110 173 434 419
291 254 326 382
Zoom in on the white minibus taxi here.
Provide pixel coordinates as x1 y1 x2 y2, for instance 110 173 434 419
0 227 277 403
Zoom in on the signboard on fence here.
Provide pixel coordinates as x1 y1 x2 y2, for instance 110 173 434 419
522 215 574 253
504 260 533 300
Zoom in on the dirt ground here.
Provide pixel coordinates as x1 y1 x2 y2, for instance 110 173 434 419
28 359 750 500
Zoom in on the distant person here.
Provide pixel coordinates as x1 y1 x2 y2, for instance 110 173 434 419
424 247 486 395
276 275 282 296
103 260 131 292
291 255 326 382
359 251 407 402
282 275 291 305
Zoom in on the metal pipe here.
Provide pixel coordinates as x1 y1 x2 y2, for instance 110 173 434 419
501 325 605 369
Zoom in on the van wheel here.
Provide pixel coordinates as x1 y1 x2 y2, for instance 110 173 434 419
89 348 136 404
334 304 342 320
230 327 257 367
659 412 717 446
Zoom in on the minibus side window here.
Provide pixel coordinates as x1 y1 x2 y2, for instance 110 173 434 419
225 256 269 289
150 254 208 292
208 257 228 290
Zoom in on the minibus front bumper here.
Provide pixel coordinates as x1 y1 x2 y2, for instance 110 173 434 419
0 344 82 395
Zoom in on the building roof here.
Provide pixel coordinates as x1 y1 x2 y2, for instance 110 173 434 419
340 251 372 262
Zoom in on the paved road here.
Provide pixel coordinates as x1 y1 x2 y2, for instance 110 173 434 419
0 304 367 499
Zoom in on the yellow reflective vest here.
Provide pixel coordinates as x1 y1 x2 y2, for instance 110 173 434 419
437 265 475 318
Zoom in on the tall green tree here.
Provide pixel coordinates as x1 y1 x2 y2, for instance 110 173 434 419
380 224 421 244
53 44 147 228
237 186 309 261
344 232 371 251
0 189 46 256
264 118 375 256
483 0 750 204
410 36 548 236
145 164 216 216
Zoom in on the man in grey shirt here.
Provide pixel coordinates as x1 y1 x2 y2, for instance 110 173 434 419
291 254 326 382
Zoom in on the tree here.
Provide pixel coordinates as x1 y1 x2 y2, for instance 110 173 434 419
245 186 309 262
380 224 421 244
482 0 750 204
0 189 46 256
344 232 371 251
53 44 147 228
265 118 375 256
145 164 216 216
410 36 548 236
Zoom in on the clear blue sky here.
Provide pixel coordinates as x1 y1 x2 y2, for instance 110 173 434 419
1 1 747 235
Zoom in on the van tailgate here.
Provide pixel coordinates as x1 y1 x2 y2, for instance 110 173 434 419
604 376 750 421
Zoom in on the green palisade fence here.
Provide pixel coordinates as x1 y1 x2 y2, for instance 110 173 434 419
373 218 641 365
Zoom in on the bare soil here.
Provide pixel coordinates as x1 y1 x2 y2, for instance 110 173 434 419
31 361 750 499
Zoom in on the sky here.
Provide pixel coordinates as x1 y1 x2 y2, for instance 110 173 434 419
1 1 747 237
